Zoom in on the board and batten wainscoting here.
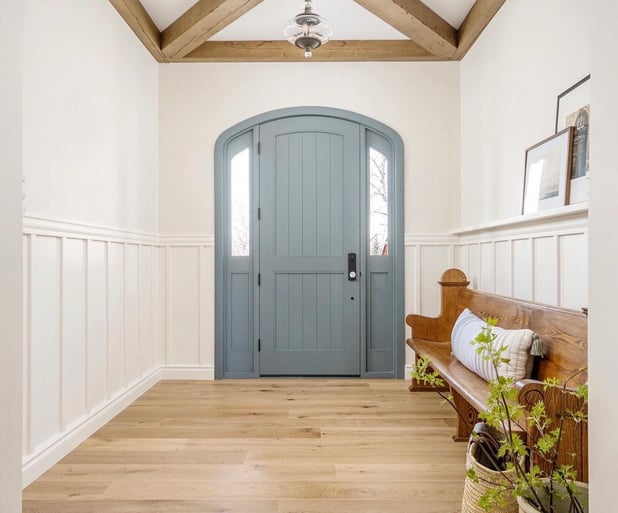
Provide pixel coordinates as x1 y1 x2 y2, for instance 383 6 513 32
159 234 216 380
403 204 589 376
21 215 165 486
452 204 588 310
21 205 588 486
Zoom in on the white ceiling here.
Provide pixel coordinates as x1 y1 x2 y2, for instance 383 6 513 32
211 0 407 41
141 0 475 38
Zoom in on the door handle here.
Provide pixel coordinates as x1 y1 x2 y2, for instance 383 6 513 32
348 253 357 281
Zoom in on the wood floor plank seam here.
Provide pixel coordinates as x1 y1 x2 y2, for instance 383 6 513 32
23 379 467 513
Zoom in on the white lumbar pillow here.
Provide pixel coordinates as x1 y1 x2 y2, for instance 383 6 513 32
451 308 536 382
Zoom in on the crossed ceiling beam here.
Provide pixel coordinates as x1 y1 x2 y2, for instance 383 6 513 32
109 0 507 63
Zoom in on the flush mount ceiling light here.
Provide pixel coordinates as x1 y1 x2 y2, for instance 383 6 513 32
284 0 334 59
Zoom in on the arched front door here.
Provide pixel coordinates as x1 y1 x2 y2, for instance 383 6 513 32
215 108 404 378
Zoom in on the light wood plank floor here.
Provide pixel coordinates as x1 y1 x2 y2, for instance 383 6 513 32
23 380 467 513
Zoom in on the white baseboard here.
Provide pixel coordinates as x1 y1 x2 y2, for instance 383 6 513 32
22 368 160 487
160 365 215 380
404 363 413 377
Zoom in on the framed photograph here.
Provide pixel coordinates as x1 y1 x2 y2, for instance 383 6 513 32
522 127 574 215
555 75 590 204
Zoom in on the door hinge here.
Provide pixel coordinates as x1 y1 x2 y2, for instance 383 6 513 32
257 142 261 154
258 207 261 220
258 338 261 352
258 273 261 286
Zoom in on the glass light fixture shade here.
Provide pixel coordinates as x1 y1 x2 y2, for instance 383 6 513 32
283 0 333 58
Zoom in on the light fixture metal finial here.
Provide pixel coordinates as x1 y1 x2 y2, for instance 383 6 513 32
283 0 333 59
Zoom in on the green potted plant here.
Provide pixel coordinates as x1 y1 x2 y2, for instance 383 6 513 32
411 317 588 513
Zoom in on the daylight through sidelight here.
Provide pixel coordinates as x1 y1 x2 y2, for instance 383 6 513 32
369 147 389 256
230 148 250 256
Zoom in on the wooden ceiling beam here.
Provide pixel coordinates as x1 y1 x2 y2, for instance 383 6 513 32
452 0 507 60
176 40 441 62
162 0 264 59
353 0 457 58
108 0 167 62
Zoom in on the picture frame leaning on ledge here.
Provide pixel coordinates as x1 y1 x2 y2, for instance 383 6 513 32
555 74 591 204
522 127 574 215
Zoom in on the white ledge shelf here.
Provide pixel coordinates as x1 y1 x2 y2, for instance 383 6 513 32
451 202 589 236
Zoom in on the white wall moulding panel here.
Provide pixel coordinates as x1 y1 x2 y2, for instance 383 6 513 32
451 203 588 237
453 215 588 311
403 235 456 367
159 234 215 246
22 216 162 486
24 214 159 244
164 239 215 370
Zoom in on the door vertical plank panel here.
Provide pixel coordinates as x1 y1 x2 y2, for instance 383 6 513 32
316 274 332 350
288 134 303 257
302 133 317 257
275 135 290 258
369 272 390 352
288 274 303 351
316 133 332 256
228 271 252 373
330 274 344 351
330 135 344 257
230 274 250 352
275 274 290 351
302 274 318 350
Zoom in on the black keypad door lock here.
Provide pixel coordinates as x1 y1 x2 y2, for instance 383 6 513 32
348 253 357 281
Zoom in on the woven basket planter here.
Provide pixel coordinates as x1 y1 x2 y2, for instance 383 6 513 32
461 443 518 513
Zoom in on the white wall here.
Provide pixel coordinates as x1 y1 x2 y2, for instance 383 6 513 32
159 62 461 371
21 0 161 486
456 0 589 312
589 0 618 508
460 0 590 226
1 2 24 510
23 0 159 234
160 62 460 235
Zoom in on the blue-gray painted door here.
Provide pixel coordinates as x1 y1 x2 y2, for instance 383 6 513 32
258 117 361 375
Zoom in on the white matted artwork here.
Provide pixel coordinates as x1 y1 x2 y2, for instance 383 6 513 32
555 75 590 204
522 127 574 215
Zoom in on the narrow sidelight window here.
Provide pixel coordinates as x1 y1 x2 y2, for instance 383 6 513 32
230 147 250 256
369 147 389 256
